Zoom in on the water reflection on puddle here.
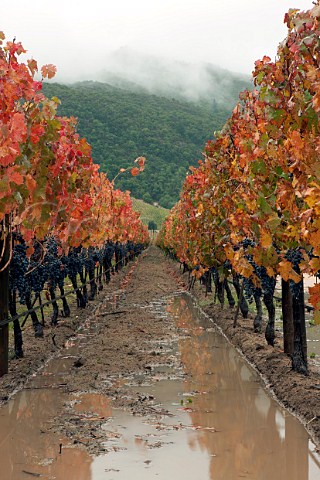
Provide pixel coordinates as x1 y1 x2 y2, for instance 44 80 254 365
93 293 320 480
0 292 319 479
0 388 92 479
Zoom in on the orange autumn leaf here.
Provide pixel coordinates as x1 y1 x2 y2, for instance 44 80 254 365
309 230 320 255
26 175 37 194
27 58 38 75
278 260 301 283
131 167 140 177
41 64 57 79
309 257 320 274
10 112 27 143
26 246 35 257
260 230 272 248
8 170 24 185
309 284 320 311
135 156 146 167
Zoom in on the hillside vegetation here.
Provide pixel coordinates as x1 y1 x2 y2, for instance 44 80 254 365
43 81 232 208
131 198 169 229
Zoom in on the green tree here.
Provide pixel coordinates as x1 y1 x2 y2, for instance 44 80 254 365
148 220 157 231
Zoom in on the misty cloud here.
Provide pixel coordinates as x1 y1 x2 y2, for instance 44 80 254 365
96 48 251 109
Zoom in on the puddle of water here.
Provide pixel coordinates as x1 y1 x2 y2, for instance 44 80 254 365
73 393 113 418
0 292 319 480
0 311 102 479
92 293 320 480
0 388 92 479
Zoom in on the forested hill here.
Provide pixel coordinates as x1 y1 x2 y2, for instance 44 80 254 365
43 81 230 208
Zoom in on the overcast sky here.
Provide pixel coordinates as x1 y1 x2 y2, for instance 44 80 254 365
2 0 314 80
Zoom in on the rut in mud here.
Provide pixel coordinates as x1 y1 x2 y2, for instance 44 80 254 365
0 246 319 479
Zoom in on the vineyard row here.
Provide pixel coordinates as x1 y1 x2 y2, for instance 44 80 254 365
157 4 320 376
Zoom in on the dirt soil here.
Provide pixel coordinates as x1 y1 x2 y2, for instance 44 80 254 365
0 257 140 403
0 245 319 454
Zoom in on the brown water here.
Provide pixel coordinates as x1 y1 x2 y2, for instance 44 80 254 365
0 388 93 479
0 293 319 479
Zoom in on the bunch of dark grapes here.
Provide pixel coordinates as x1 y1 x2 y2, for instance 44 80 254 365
240 238 256 249
104 241 115 262
44 237 65 289
255 265 276 297
243 277 259 303
96 247 104 266
84 248 96 273
28 261 47 295
67 247 83 281
25 240 47 295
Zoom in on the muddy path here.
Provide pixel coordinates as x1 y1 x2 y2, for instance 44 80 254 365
0 255 146 403
0 246 186 453
0 245 319 479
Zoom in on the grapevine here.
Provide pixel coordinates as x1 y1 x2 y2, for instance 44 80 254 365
158 3 320 374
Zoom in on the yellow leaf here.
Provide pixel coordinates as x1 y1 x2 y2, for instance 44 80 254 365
260 229 272 248
224 243 234 262
309 257 320 274
278 259 301 282
309 230 320 255
197 203 204 215
237 258 254 278
266 266 275 277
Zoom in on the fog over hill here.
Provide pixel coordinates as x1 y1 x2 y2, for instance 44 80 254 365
94 49 252 110
45 51 253 208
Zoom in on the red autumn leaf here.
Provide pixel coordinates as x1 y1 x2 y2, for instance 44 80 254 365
134 156 146 167
26 246 35 257
32 81 42 92
41 64 57 79
30 124 45 144
26 175 37 194
10 112 27 143
8 170 24 185
5 41 26 56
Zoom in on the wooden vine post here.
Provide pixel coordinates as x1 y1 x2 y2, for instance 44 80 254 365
282 279 294 355
0 218 10 376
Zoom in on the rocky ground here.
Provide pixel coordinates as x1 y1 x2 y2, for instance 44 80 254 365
0 245 319 454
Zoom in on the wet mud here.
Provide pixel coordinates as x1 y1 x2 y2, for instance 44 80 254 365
0 246 319 479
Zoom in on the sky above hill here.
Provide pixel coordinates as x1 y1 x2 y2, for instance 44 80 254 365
2 0 314 80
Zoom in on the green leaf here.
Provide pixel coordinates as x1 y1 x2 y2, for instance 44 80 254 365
251 160 266 175
257 195 273 214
